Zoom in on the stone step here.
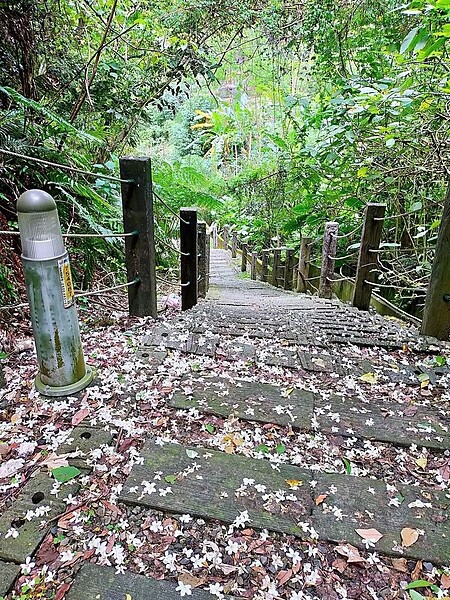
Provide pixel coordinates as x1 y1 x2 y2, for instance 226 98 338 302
0 560 20 597
119 440 450 565
168 377 450 451
67 564 231 600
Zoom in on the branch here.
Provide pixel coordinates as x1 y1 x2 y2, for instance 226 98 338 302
69 0 118 123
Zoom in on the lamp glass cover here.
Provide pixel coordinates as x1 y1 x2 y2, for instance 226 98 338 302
18 210 65 260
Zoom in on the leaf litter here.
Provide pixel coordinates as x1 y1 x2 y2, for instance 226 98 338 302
0 300 450 599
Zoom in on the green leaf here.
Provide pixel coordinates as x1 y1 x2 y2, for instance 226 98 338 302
0 352 7 360
205 424 215 434
185 449 199 459
276 443 286 454
357 166 368 178
0 86 101 143
417 372 430 383
409 201 422 212
436 0 450 7
51 466 81 483
405 580 433 590
164 475 177 485
434 355 447 366
386 138 396 148
255 444 269 453
266 133 289 151
342 458 352 474
400 27 419 54
408 591 426 600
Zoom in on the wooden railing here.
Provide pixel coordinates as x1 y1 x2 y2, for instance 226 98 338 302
0 155 210 317
216 199 450 340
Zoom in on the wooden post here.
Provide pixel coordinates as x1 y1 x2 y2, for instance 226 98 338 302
241 243 248 272
250 251 258 280
421 182 450 339
197 221 207 298
223 226 229 250
297 237 311 293
291 254 299 290
271 249 281 287
120 157 157 318
180 207 198 311
231 231 238 258
352 203 386 310
211 223 218 248
319 222 339 299
261 250 269 282
284 249 295 290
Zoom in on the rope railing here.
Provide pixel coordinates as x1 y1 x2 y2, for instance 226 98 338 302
373 210 418 221
0 230 137 238
218 198 433 322
331 223 363 239
0 157 211 322
364 280 427 292
154 233 190 256
0 149 131 184
153 191 189 225
0 278 140 312
155 274 190 288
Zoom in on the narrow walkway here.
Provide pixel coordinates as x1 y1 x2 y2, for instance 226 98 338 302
2 248 450 599
72 249 450 596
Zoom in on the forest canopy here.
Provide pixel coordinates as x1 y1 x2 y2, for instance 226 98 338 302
0 0 449 315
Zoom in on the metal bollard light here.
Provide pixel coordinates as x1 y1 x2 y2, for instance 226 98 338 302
17 190 93 396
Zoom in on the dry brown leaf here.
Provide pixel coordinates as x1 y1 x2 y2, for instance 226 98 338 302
335 543 365 563
392 558 408 573
277 569 293 585
315 493 328 506
411 560 422 580
415 456 427 469
178 572 206 588
332 558 348 573
441 573 450 589
71 407 89 426
219 564 238 575
401 527 419 548
439 462 450 482
0 443 9 456
355 528 383 543
40 453 69 470
55 583 71 600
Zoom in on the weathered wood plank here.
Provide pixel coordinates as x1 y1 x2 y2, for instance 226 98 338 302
120 441 312 537
0 560 20 596
0 473 80 563
316 394 450 450
314 473 450 565
67 564 232 600
56 426 113 469
169 377 314 429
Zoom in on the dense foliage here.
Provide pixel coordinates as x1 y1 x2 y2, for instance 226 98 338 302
0 0 449 315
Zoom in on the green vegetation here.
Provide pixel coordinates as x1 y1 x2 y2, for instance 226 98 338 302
0 0 448 315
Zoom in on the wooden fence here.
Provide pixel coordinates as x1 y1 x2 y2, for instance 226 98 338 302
0 155 210 318
217 199 450 341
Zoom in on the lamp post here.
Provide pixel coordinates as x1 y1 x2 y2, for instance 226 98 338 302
17 190 93 396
